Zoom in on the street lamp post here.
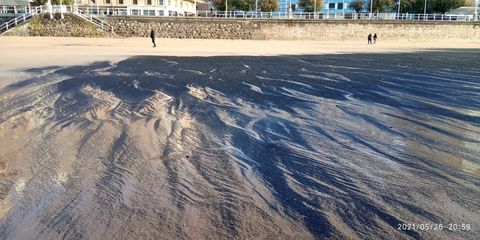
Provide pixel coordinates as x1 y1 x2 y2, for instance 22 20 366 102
286 0 289 16
314 0 317 19
288 0 292 19
60 0 64 19
326 0 329 18
255 0 258 17
475 0 478 21
225 0 227 17
73 0 78 14
397 0 400 16
194 0 197 17
47 0 53 19
370 0 373 18
423 0 427 18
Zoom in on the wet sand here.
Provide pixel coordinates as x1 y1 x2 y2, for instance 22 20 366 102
0 37 479 239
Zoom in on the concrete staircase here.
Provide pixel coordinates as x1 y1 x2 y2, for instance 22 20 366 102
0 5 114 36
74 9 115 36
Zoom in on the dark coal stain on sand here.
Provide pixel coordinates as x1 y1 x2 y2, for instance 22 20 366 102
0 50 479 240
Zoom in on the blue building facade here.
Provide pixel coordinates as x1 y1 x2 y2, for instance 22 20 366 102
275 0 369 14
320 0 369 13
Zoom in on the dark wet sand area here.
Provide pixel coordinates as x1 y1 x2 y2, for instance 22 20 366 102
0 49 479 239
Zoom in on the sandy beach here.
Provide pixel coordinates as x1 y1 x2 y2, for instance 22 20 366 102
1 36 480 69
0 37 479 239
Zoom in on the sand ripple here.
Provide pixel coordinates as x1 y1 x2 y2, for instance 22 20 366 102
0 51 479 239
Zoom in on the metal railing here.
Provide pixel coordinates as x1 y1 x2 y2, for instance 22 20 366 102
0 6 44 34
47 5 115 34
1 5 477 22
74 8 115 34
60 6 478 21
192 11 478 21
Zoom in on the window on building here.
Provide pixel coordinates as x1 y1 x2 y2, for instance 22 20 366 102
159 0 163 4
91 0 95 3
133 0 138 4
337 3 343 9
328 3 335 9
147 0 152 4
118 0 123 4
105 0 110 3
143 9 155 15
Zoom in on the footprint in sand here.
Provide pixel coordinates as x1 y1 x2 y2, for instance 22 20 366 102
0 161 20 178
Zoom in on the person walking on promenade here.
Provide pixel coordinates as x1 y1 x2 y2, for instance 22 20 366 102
150 29 156 48
368 33 372 44
373 33 377 44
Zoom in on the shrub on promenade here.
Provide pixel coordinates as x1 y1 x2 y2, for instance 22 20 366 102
350 0 365 12
237 0 256 11
259 0 279 11
212 0 236 10
430 0 465 13
400 0 465 13
212 0 276 11
400 0 425 13
371 0 395 12
299 0 323 12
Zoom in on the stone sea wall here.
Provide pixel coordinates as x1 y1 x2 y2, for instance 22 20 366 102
105 17 254 39
3 14 479 41
104 17 480 41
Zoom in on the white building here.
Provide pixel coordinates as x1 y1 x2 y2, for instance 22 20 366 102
76 0 201 16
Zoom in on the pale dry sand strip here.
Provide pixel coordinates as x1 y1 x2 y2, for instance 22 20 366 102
1 36 479 70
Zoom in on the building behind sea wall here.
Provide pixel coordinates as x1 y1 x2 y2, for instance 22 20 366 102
103 16 480 41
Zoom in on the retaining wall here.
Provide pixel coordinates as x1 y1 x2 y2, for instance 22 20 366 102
3 14 480 41
104 17 480 41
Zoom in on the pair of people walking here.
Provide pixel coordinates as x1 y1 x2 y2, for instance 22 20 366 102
368 33 377 44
